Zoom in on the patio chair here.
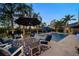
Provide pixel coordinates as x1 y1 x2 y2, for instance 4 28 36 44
76 32 79 40
0 46 24 56
0 47 11 56
39 34 52 48
23 38 41 56
28 41 40 56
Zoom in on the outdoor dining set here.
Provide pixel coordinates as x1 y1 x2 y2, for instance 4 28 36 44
0 33 52 56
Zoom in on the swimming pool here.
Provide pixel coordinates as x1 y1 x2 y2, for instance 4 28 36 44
51 33 68 41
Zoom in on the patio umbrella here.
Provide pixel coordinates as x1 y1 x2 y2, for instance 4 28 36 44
15 17 41 34
15 17 41 26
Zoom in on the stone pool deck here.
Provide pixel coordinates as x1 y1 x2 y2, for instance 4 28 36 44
40 35 79 56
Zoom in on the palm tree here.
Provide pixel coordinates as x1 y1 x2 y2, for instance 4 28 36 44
62 15 76 33
54 20 63 32
62 15 75 26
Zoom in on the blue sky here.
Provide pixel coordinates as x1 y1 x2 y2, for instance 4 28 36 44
32 3 79 25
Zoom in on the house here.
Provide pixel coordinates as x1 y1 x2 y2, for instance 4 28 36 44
64 22 79 34
69 22 79 34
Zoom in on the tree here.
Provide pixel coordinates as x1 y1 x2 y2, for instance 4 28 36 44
62 15 76 33
50 19 56 29
41 22 47 28
0 15 10 28
0 3 42 36
54 20 63 32
0 3 33 37
32 12 42 33
62 15 76 27
16 3 32 17
0 3 18 36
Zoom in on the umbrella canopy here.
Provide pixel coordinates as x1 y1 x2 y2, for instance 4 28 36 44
15 17 41 26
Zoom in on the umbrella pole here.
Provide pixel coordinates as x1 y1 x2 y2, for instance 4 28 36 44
29 26 31 36
30 26 31 35
12 29 15 39
36 25 38 34
23 26 25 36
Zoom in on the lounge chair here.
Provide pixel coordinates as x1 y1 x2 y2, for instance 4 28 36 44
10 46 24 56
39 34 52 48
76 32 79 39
0 46 24 56
0 47 11 56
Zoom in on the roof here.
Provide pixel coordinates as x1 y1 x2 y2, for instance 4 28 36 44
69 22 79 28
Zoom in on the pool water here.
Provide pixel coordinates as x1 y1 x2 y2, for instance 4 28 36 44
51 33 68 41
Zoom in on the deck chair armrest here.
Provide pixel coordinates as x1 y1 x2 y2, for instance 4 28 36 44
40 40 48 42
40 44 49 46
40 40 45 41
40 41 51 48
